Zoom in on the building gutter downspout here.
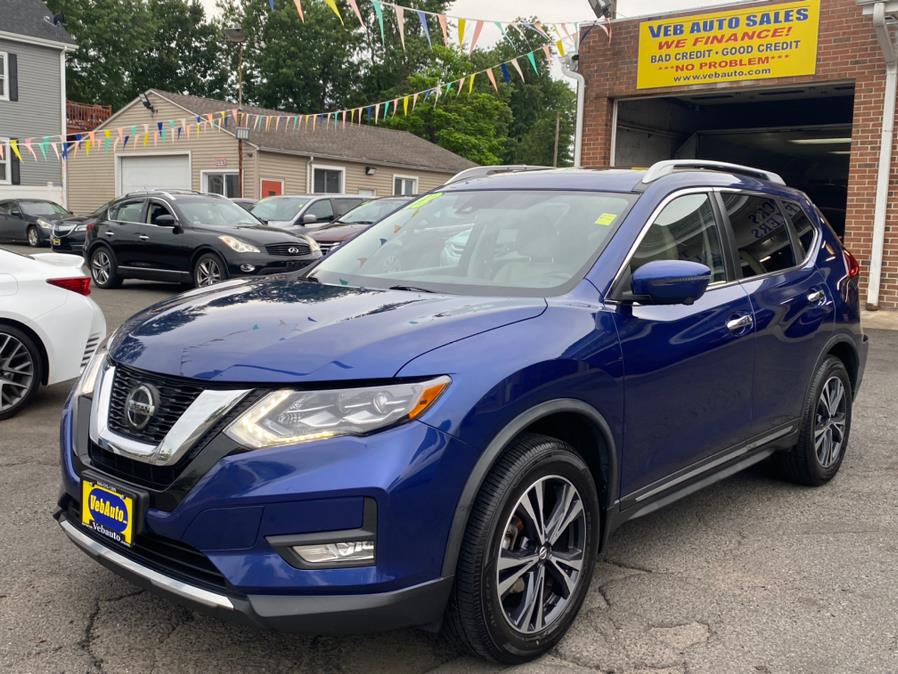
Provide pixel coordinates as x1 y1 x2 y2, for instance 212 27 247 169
561 56 586 169
868 1 897 309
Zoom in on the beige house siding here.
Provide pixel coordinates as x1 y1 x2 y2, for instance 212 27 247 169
67 92 238 214
67 90 460 213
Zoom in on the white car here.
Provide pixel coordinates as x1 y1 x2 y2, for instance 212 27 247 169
0 249 106 419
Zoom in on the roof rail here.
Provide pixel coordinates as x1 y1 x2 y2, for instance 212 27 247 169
641 160 785 185
122 189 208 199
445 164 553 185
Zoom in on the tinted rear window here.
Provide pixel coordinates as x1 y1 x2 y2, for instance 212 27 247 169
722 193 796 278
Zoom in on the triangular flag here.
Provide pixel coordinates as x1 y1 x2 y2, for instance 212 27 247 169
417 11 431 48
293 0 304 21
542 43 552 60
384 99 391 117
371 0 385 42
510 57 525 83
375 103 380 124
324 0 343 24
342 109 347 128
456 77 464 95
437 14 449 45
555 39 566 57
458 18 466 47
468 72 476 93
412 92 419 110
38 139 48 159
394 5 406 50
560 22 573 42
10 140 24 161
469 20 484 53
494 21 507 41
24 139 37 160
0 143 4 161
403 96 409 115
485 67 498 91
500 63 511 83
533 20 550 38
51 142 60 160
346 0 363 27
527 51 538 74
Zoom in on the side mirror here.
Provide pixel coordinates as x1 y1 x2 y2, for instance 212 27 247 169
155 214 176 227
301 213 318 225
628 260 711 305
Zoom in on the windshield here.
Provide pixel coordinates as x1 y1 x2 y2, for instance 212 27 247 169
21 201 68 217
336 198 410 225
251 197 310 222
177 198 260 227
311 190 635 296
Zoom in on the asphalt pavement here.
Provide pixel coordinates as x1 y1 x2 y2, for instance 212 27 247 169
1 242 897 673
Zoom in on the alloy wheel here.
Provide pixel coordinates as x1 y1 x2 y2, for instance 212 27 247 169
92 250 112 285
496 475 587 635
815 375 847 468
0 332 35 414
196 258 222 287
27 227 39 247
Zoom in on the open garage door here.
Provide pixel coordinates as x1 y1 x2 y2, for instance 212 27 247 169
613 83 853 236
118 154 190 196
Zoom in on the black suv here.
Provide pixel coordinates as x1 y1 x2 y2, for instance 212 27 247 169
83 191 321 289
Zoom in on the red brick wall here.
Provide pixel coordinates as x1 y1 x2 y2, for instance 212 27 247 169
580 0 896 309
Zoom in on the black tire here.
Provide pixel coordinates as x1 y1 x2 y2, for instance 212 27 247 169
444 433 600 664
89 246 123 289
0 325 43 420
193 252 228 288
775 356 852 486
26 226 40 247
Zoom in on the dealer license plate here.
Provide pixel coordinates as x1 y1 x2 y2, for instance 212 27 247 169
51 237 61 246
81 479 135 546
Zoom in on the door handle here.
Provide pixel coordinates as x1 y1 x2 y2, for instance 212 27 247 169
726 314 753 332
139 235 149 241
104 230 114 237
807 289 826 304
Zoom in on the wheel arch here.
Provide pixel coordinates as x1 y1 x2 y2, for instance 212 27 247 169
190 246 227 269
440 399 619 578
817 334 861 394
0 318 49 385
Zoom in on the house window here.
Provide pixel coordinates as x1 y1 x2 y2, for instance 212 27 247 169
393 175 418 195
313 166 344 193
204 171 240 197
0 53 7 101
0 138 9 185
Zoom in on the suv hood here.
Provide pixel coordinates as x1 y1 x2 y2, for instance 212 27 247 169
112 277 546 383
310 223 368 242
194 224 308 244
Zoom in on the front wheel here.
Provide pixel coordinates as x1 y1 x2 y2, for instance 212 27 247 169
26 226 40 247
193 253 228 288
775 356 853 486
445 434 600 664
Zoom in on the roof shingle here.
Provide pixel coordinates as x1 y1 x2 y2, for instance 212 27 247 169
0 0 75 45
152 90 477 174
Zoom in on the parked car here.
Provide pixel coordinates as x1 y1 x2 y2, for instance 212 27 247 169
56 160 866 663
50 202 113 254
0 249 105 419
310 196 414 254
0 199 73 247
230 198 257 212
82 190 321 289
251 195 367 230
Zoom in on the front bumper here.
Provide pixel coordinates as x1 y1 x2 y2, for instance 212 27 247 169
223 253 322 278
55 509 452 632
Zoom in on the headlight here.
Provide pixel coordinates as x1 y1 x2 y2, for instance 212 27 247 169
219 235 260 253
226 376 450 449
75 329 117 397
37 218 53 230
74 224 88 232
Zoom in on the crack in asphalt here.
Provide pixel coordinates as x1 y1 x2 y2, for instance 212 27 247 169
77 589 147 673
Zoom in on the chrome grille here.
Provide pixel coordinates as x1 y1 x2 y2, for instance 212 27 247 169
266 242 311 256
318 242 339 255
81 334 102 368
106 365 204 444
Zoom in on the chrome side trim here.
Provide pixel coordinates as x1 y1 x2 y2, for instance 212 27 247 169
634 425 794 503
58 519 234 610
90 364 251 466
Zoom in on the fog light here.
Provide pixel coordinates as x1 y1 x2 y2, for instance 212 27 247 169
239 263 255 273
292 540 374 565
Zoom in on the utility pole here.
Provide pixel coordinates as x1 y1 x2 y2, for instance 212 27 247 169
553 112 561 167
225 27 248 198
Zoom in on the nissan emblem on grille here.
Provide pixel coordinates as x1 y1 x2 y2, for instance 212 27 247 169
124 384 159 431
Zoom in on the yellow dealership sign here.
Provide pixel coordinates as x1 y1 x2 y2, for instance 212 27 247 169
636 0 820 90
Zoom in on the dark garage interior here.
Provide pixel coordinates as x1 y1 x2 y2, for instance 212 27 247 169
613 83 855 236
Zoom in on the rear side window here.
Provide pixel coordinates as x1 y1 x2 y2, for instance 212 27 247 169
306 199 334 220
630 193 727 283
111 200 145 222
721 193 795 278
782 200 817 258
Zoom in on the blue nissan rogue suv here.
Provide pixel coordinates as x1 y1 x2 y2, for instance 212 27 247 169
56 160 867 663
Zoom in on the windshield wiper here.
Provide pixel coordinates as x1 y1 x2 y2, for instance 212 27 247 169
388 285 435 293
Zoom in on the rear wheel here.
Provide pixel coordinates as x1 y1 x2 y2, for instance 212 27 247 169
0 326 43 420
193 253 228 288
89 247 122 289
26 226 40 247
776 356 852 486
445 434 600 664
